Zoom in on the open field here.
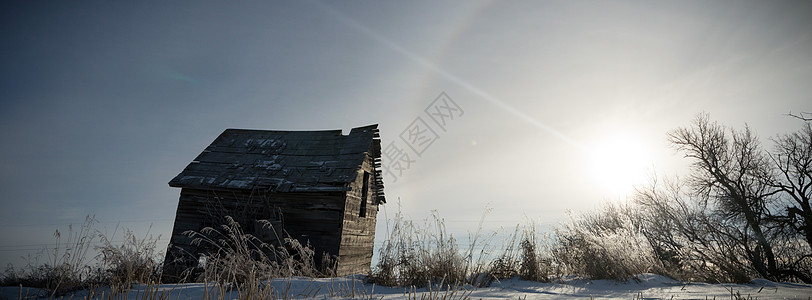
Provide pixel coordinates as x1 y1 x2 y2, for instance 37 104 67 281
3 273 812 299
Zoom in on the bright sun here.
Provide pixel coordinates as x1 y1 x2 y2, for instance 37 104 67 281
587 133 653 196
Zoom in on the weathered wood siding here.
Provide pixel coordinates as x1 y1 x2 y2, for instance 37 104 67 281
163 187 346 280
272 191 345 260
336 153 379 275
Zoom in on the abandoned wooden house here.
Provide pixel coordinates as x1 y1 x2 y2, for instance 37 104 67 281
162 124 385 281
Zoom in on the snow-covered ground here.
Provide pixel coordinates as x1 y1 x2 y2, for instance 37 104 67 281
3 274 811 299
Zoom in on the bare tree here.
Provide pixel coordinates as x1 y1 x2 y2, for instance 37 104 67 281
667 113 811 282
787 112 812 122
634 177 753 282
770 124 812 252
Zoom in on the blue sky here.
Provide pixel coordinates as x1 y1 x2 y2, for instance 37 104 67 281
1 1 810 267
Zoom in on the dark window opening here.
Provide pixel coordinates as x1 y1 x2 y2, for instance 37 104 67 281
360 171 369 217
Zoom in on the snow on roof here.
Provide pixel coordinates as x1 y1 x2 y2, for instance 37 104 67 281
169 124 383 199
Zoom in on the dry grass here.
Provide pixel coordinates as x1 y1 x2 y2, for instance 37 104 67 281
96 225 163 294
9 200 799 299
1 216 100 297
551 203 661 281
369 209 470 287
175 215 341 300
0 215 164 298
183 215 335 284
487 223 557 283
368 205 553 290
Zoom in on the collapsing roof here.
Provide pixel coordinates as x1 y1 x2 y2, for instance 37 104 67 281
169 124 385 203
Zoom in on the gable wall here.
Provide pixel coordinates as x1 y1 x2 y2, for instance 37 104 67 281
336 153 380 275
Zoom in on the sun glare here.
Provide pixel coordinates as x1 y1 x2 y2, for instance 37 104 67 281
587 133 652 196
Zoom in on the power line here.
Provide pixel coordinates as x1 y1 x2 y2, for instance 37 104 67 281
0 237 170 251
0 219 175 228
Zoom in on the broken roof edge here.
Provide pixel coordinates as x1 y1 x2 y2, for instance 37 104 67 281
349 124 379 135
168 124 385 200
218 124 379 137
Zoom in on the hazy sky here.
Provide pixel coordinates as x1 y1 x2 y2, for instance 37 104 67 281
1 1 810 267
